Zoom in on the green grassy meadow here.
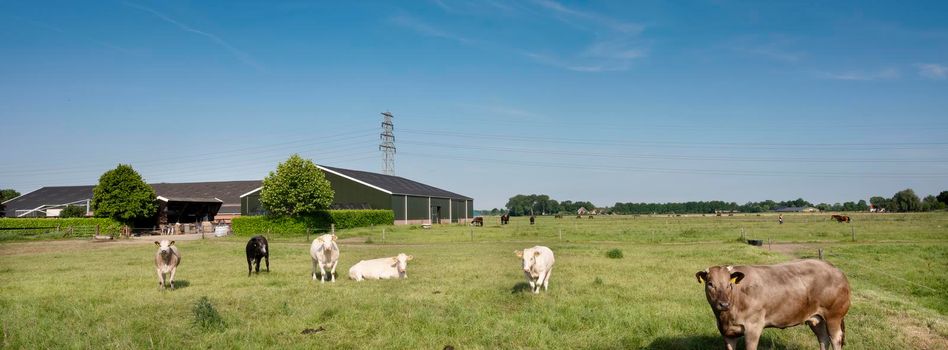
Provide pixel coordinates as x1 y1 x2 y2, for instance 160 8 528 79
0 213 946 349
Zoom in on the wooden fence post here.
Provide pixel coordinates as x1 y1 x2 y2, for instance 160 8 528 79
851 226 855 241
382 228 386 243
818 248 824 260
331 224 335 234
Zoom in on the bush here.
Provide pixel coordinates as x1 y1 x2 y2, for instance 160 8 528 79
606 248 624 259
59 205 86 218
232 210 394 236
192 296 225 331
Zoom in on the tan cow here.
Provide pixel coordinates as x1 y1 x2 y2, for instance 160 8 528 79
696 259 851 350
154 240 180 290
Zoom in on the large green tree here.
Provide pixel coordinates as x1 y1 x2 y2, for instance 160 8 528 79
0 188 20 216
92 164 157 224
890 188 921 212
260 154 334 218
938 191 948 206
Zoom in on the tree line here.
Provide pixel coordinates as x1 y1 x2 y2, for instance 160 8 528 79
497 189 948 216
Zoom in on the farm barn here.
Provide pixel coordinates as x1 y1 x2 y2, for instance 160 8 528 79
241 165 474 225
3 165 472 226
1 181 261 225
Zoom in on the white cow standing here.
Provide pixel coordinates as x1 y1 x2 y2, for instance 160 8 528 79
310 234 340 283
154 240 180 290
348 253 414 281
515 246 555 294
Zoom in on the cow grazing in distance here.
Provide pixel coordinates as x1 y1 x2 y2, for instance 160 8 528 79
695 260 851 350
471 217 484 227
500 214 510 225
588 215 594 219
529 215 536 225
348 253 414 281
576 215 582 219
831 215 851 223
515 246 555 294
310 234 340 283
154 240 181 290
554 214 563 219
245 235 270 276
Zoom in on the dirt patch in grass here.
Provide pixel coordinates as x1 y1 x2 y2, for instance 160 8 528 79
892 314 948 350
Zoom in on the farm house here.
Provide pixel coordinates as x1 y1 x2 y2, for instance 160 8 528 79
3 165 473 226
241 165 474 225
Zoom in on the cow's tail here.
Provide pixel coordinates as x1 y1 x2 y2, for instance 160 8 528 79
841 319 846 346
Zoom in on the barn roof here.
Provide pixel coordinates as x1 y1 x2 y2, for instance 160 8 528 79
318 165 473 200
2 181 261 217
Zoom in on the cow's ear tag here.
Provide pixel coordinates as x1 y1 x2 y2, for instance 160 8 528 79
729 277 738 284
698 276 705 283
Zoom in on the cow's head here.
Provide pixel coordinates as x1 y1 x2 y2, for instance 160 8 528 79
316 234 336 251
515 249 541 272
391 253 414 273
249 237 266 254
695 265 745 312
155 240 175 256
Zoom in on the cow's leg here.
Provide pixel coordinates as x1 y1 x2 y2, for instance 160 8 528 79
329 260 338 282
743 326 762 350
156 268 165 289
826 317 845 350
807 317 832 350
247 257 253 276
723 336 738 350
169 266 177 290
265 253 270 273
524 271 535 292
541 268 552 292
255 256 262 273
319 264 327 283
313 259 318 281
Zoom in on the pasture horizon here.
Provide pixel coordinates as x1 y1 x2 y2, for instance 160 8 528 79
2 1 947 208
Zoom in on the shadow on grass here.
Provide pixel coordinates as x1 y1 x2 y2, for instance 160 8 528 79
645 334 796 350
159 279 190 290
511 282 532 294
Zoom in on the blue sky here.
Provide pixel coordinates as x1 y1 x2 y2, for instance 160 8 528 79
1 0 946 209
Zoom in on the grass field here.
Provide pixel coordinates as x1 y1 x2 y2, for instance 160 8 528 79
0 213 946 349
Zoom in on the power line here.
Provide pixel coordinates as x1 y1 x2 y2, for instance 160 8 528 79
398 140 948 164
398 151 948 178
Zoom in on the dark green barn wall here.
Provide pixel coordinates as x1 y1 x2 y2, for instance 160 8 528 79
391 195 407 221
430 198 450 223
322 171 391 210
407 196 429 220
241 193 264 216
451 199 462 223
466 200 474 218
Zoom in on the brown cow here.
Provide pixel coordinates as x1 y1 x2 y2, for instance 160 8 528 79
695 260 851 350
831 215 851 223
470 217 484 227
529 215 536 225
500 214 510 225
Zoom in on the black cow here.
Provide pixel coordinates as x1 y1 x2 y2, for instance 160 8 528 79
246 235 270 276
501 214 510 225
529 215 536 225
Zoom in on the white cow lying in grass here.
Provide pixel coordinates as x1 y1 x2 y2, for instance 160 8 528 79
310 234 339 283
516 246 554 294
348 253 414 281
154 240 180 290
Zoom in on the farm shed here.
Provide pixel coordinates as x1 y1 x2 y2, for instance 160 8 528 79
1 181 262 225
240 165 474 225
774 206 820 213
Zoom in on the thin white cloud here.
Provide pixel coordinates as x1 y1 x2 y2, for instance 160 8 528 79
531 0 643 34
916 63 947 80
124 2 262 70
389 15 471 44
524 1 647 72
819 68 900 81
730 35 806 63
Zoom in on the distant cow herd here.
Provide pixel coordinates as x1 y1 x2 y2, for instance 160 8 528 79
154 213 856 350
